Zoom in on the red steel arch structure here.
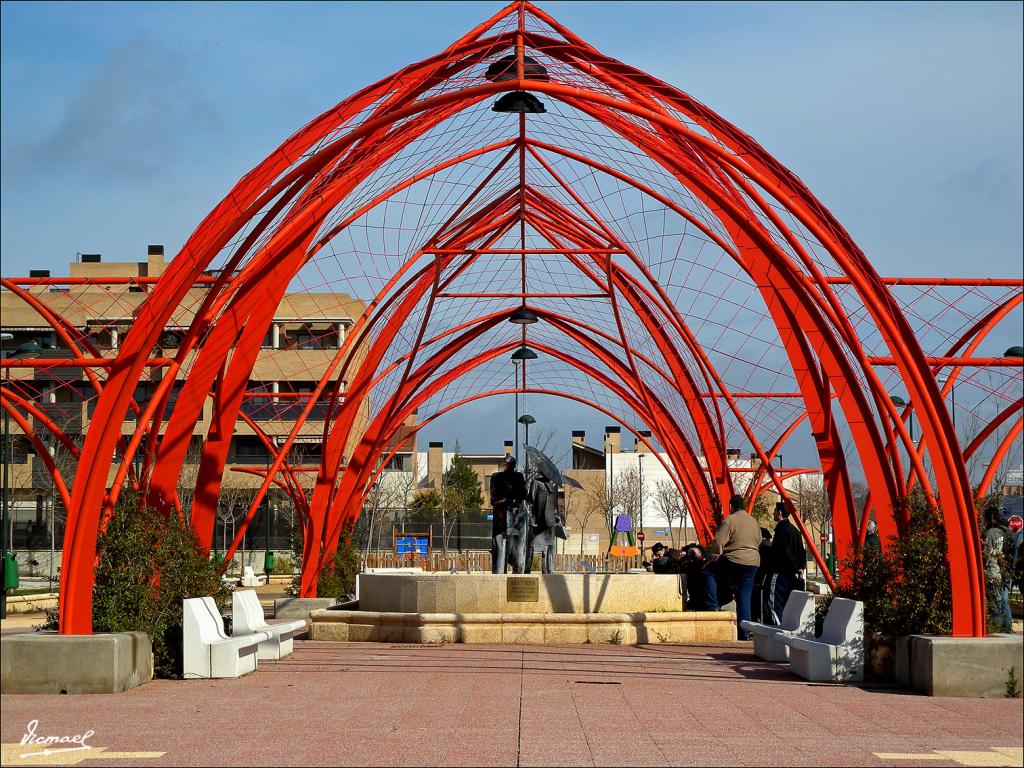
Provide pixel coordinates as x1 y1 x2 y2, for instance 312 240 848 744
1 1 1021 637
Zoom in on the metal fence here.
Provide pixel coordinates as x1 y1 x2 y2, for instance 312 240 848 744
361 550 644 573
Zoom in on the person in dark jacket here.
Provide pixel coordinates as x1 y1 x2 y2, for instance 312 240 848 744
644 542 669 572
489 455 526 573
678 544 711 610
769 502 806 622
750 527 774 624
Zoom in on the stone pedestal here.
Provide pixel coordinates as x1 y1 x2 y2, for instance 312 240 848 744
358 572 687 614
1 631 153 694
895 634 1024 698
311 573 738 645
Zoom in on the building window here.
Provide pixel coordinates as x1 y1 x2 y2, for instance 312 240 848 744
232 437 270 465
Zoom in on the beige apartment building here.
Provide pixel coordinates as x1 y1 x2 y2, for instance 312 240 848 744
1 246 377 566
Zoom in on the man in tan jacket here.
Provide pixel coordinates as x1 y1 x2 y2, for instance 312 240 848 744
706 494 762 639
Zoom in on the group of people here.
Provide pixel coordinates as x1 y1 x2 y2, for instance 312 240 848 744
983 503 1024 633
644 495 808 640
488 454 564 574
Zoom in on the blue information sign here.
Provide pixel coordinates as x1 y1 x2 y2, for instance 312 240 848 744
396 536 428 555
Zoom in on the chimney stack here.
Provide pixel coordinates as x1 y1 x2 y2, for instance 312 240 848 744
571 430 586 448
636 430 652 453
147 244 166 277
604 425 621 454
427 441 444 488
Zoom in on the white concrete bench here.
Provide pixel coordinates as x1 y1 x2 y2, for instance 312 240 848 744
740 590 815 662
183 597 270 679
232 590 307 660
779 597 864 682
241 565 266 588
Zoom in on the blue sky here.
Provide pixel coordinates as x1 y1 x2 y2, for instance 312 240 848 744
2 1 1022 462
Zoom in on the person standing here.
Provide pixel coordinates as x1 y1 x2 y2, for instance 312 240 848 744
983 505 1013 633
750 527 774 624
706 494 761 640
489 455 526 574
864 520 880 548
769 502 807 623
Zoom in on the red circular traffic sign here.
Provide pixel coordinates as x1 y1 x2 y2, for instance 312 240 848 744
637 531 646 543
1008 515 1023 533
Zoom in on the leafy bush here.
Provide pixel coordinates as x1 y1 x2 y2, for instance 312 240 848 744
41 490 229 678
835 490 952 642
271 556 295 575
288 525 360 600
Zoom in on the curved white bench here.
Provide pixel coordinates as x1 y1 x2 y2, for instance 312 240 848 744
232 590 307 660
183 597 270 679
739 590 816 662
780 597 864 682
241 565 267 588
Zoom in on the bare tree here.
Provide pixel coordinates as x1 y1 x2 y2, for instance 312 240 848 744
176 437 204 522
792 473 830 547
652 480 685 546
563 480 600 555
216 484 252 572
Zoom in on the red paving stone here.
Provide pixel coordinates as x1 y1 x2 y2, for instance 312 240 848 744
1 640 1022 767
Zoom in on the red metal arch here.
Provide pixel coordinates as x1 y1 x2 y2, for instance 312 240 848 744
46 1 1001 636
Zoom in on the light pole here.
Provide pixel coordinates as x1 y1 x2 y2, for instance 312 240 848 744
890 395 915 443
264 439 276 582
510 345 537 467
513 360 520 466
1 332 12 620
637 452 645 533
518 414 535 478
2 338 42 618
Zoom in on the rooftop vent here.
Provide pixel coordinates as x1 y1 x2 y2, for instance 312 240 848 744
80 253 101 263
29 269 50 278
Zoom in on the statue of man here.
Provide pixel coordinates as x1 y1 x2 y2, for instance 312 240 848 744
528 469 563 574
489 455 526 573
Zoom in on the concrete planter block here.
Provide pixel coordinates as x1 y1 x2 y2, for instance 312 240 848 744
1 631 153 694
896 634 1024 698
274 597 337 621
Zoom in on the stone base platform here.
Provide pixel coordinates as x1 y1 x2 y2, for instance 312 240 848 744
309 609 737 644
357 572 689 614
1 631 153 694
896 633 1024 698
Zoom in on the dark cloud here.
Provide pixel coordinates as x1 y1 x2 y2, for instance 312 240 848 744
5 35 220 181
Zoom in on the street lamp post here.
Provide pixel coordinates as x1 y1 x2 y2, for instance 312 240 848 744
264 441 276 583
637 452 644 533
1 332 12 620
2 338 42 619
518 414 535 478
513 360 520 466
890 395 915 443
510 346 538 467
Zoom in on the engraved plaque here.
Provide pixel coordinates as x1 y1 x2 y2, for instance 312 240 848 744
506 577 540 603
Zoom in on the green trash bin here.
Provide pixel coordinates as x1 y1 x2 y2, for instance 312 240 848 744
263 551 275 575
3 552 19 590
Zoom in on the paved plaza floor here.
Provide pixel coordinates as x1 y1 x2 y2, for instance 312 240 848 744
2 637 1022 767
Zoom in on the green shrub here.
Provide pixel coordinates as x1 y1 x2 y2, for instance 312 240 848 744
836 489 952 642
271 556 295 576
40 490 229 678
288 525 360 599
